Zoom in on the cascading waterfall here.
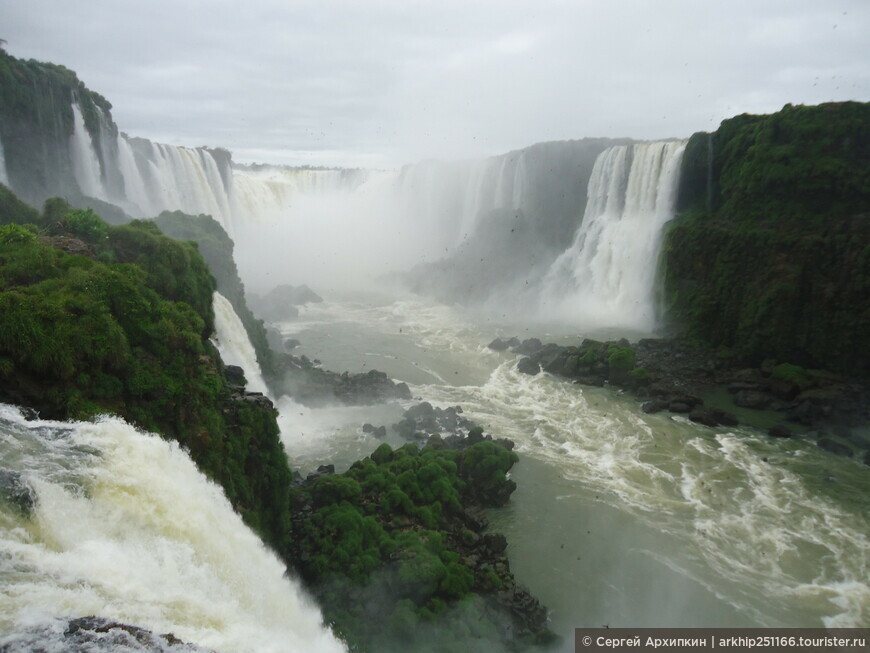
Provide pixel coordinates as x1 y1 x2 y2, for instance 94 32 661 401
211 291 270 396
538 140 687 332
117 137 236 233
0 404 345 653
0 135 8 187
69 101 105 200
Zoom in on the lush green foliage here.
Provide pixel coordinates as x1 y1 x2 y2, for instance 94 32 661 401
664 102 870 374
0 196 290 550
288 438 520 651
152 211 279 379
0 50 115 206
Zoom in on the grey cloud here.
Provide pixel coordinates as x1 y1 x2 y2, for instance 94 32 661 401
2 0 868 167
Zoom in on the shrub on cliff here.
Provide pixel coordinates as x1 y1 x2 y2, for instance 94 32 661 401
0 196 290 551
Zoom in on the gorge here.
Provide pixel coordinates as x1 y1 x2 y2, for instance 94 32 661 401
0 48 868 652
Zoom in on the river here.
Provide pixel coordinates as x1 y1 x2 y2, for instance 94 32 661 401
276 292 870 644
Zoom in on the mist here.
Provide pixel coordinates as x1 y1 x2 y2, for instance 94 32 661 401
1 2 869 650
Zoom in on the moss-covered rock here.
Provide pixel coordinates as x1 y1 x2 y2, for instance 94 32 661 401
663 102 870 375
287 433 552 652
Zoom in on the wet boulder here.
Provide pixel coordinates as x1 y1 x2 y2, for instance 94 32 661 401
0 469 37 516
517 357 541 375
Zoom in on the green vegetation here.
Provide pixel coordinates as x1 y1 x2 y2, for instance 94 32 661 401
0 195 290 550
288 438 534 652
663 102 870 374
0 49 116 206
152 211 280 382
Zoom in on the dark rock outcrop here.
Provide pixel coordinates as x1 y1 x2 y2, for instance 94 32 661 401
248 284 323 322
0 616 213 652
817 438 854 458
0 469 37 516
281 361 412 406
393 402 474 441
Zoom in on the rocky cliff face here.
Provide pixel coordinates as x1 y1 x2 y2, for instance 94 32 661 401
661 102 870 375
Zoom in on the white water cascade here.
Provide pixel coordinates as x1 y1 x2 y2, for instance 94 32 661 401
211 291 270 396
0 135 9 187
0 404 345 652
69 102 106 200
539 140 687 332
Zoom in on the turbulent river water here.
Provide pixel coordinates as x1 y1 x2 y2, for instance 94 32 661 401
277 293 870 643
1 292 867 651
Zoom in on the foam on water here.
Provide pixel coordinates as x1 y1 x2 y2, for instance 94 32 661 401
418 358 869 627
0 404 345 653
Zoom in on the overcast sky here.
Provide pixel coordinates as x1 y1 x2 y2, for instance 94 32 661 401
2 0 868 168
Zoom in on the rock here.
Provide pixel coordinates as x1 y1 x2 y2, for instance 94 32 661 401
483 533 508 554
265 325 285 351
517 357 540 375
641 400 669 414
648 382 674 398
0 469 37 515
732 368 766 384
284 338 301 350
250 284 323 321
513 338 543 355
496 584 549 636
770 378 800 401
734 390 772 409
688 406 738 427
394 402 477 440
20 407 39 421
863 451 870 467
727 381 764 393
488 337 520 351
224 365 246 386
767 425 792 438
817 438 853 458
714 408 739 426
540 345 569 374
0 616 214 652
669 401 691 414
575 375 605 387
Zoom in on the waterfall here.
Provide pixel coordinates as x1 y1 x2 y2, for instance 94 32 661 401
538 140 687 332
69 102 105 200
0 135 8 187
0 404 345 653
211 291 270 396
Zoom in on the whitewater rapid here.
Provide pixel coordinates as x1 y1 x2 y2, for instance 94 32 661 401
275 297 870 635
0 404 345 653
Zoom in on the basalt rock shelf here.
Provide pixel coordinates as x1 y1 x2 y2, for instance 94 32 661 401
498 336 869 460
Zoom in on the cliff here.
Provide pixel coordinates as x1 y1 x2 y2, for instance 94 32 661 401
0 48 119 207
0 195 292 551
662 102 870 375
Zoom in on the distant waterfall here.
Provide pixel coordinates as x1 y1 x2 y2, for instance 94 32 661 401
69 102 105 200
0 404 345 653
211 292 270 396
0 135 8 187
539 140 686 332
